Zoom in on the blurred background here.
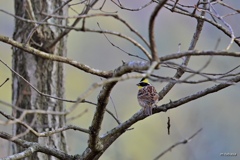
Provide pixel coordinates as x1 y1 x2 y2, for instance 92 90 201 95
0 0 239 159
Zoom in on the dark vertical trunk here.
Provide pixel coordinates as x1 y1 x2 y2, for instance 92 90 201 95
12 1 68 159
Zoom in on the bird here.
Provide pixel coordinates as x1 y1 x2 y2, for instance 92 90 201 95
137 78 159 116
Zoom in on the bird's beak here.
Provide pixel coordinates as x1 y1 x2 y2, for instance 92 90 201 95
136 83 139 86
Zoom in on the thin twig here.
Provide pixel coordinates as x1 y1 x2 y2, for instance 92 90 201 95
109 96 119 121
111 0 153 11
97 22 147 60
67 109 88 121
0 110 90 137
0 58 96 104
24 0 72 45
100 77 120 124
0 132 73 159
153 128 203 160
0 78 9 88
149 0 168 62
164 2 240 46
159 50 240 62
46 0 99 49
0 36 113 78
208 3 235 50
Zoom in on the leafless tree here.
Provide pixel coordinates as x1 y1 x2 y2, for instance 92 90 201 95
0 0 239 160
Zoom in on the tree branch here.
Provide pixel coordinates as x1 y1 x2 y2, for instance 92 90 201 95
0 110 89 138
46 0 100 49
160 50 240 62
1 145 38 160
149 0 168 61
94 75 240 158
0 35 112 78
153 128 203 160
0 78 9 88
158 0 207 100
164 1 240 46
0 132 74 160
88 61 151 152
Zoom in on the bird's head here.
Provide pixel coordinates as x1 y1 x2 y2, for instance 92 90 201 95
137 78 150 89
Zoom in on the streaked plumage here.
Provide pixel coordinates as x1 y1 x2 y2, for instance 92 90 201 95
137 78 159 116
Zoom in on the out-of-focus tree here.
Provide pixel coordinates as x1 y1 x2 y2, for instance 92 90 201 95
11 1 68 160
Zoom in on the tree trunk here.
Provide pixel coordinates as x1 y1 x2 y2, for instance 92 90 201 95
12 1 68 159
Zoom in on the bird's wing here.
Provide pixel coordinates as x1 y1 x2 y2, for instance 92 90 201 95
138 85 159 105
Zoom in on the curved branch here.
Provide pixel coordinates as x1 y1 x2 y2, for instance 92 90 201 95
43 13 151 51
164 2 240 46
88 61 150 152
69 62 164 160
0 110 89 137
46 0 100 49
1 6 152 59
80 28 151 60
111 0 153 11
153 128 203 160
2 145 38 160
158 0 207 100
0 132 74 160
1 8 151 57
81 61 158 158
0 35 112 78
160 50 240 61
149 0 168 61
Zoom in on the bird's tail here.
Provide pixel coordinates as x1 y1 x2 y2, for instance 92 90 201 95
144 107 152 116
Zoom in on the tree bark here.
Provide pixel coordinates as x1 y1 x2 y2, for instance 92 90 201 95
12 1 68 159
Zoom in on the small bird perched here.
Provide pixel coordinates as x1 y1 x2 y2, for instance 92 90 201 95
137 78 159 116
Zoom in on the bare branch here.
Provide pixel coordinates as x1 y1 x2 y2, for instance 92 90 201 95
183 56 213 81
149 0 168 62
0 111 89 138
80 28 151 59
208 3 235 50
0 99 65 114
0 0 239 159
160 50 240 62
164 1 240 46
5 9 151 59
153 128 203 160
39 13 151 53
109 95 119 123
88 61 152 152
0 36 112 78
2 145 38 160
67 109 88 122
24 0 72 45
111 0 153 11
67 61 151 114
217 0 240 13
0 132 74 160
156 76 240 113
0 78 9 88
0 58 98 105
46 0 100 49
158 0 207 100
97 22 147 60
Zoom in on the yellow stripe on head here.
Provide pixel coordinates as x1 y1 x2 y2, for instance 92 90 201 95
140 78 149 84
137 78 150 89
